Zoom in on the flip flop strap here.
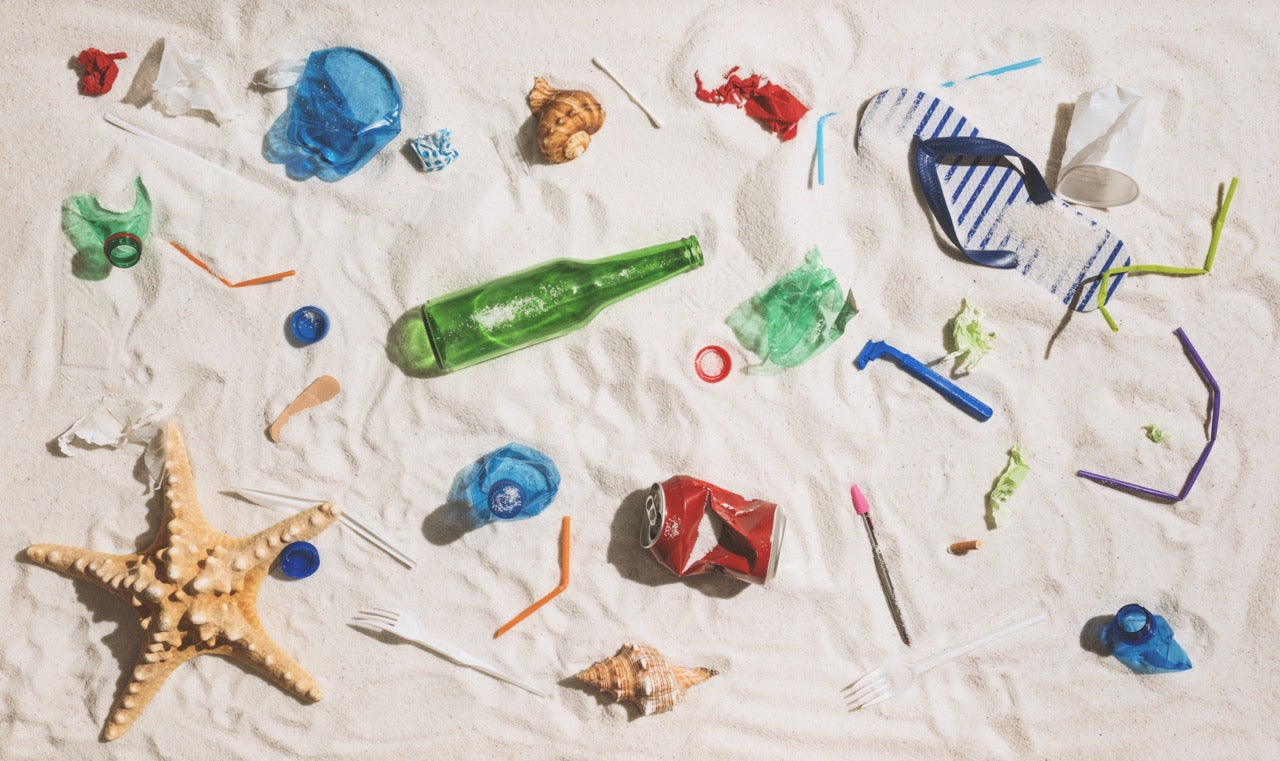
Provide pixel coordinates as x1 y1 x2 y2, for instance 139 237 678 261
912 135 1053 270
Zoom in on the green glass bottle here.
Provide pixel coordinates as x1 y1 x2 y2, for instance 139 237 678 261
420 236 703 372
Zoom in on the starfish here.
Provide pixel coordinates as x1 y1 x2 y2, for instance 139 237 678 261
24 423 340 740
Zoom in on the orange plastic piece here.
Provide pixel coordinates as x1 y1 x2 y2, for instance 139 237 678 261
494 515 570 638
170 241 296 287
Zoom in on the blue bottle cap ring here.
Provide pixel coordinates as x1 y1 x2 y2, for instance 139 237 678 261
290 306 330 344
1114 603 1155 644
487 479 527 519
104 232 143 268
278 541 321 579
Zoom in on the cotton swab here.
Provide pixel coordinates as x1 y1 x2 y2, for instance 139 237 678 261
494 516 570 638
592 57 662 128
104 112 246 182
233 486 417 569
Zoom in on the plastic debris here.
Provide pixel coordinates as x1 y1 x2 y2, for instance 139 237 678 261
152 39 232 123
409 129 459 172
727 247 856 375
170 241 295 287
254 58 306 89
278 541 320 579
986 445 1028 527
57 397 166 486
1078 328 1219 502
694 67 809 141
815 112 837 185
77 48 127 95
694 345 732 383
448 443 560 528
855 339 993 421
1102 603 1192 674
1144 425 1166 443
941 298 996 375
592 56 662 128
263 47 402 181
940 56 1042 88
289 306 330 345
494 516 570 638
268 375 341 442
1096 177 1238 331
62 177 152 277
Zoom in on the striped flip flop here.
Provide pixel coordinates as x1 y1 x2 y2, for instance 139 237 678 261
857 87 1128 312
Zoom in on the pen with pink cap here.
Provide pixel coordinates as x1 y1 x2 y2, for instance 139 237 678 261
851 484 911 646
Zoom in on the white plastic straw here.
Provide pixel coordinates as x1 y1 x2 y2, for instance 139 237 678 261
103 112 246 183
592 57 663 128
233 486 417 569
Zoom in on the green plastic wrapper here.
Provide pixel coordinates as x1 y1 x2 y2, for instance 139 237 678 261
986 444 1028 527
942 298 996 375
62 176 152 279
1145 425 1167 443
726 247 856 375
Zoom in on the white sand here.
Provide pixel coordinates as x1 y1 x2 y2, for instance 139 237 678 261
3 1 1279 758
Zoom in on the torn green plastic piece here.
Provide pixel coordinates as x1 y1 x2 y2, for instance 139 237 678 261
986 444 1028 528
62 176 152 279
1144 425 1166 443
941 298 996 375
726 247 856 375
1096 177 1238 332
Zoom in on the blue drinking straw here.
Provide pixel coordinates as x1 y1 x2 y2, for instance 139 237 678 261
815 112 838 186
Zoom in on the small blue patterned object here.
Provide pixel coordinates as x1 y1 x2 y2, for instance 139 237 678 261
409 129 459 172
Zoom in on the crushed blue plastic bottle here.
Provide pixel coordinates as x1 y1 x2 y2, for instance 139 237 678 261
1102 603 1192 674
448 443 560 527
278 541 320 579
264 47 402 182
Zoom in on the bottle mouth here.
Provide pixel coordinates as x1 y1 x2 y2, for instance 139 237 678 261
682 235 705 269
1114 603 1155 644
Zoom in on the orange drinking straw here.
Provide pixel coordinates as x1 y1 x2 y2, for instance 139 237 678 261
494 515 570 638
170 241 296 287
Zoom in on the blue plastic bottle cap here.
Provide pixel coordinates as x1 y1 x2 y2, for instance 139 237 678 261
487 479 527 519
290 306 330 344
1114 603 1155 644
278 541 320 579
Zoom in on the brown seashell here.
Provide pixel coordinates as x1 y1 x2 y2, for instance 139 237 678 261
574 643 717 715
528 77 605 164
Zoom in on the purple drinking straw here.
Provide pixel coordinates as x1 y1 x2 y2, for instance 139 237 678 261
1077 327 1220 501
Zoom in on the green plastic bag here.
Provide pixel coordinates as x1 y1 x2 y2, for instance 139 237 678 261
727 247 856 375
986 444 1029 527
62 176 152 280
941 298 996 375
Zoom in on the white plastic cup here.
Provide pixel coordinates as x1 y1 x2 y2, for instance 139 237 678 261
1057 85 1145 208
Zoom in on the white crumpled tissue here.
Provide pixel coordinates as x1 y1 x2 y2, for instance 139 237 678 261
152 38 233 123
57 398 167 487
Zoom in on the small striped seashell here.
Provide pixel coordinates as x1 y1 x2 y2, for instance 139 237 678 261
574 643 717 716
528 77 605 164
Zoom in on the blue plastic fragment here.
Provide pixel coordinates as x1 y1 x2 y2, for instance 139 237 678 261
410 129 459 172
448 443 560 528
290 305 330 344
264 47 402 182
1102 603 1193 674
278 541 320 579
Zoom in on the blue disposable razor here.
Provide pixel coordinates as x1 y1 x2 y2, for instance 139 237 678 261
855 339 993 421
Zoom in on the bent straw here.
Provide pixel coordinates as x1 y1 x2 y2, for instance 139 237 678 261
170 242 296 288
1076 327 1219 501
1096 177 1239 331
815 112 838 186
233 486 417 569
494 515 570 638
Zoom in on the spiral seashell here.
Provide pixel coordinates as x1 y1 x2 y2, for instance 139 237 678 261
528 77 605 164
574 643 717 715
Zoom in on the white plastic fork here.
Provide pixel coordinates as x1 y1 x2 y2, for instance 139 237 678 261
844 611 1047 711
351 607 546 697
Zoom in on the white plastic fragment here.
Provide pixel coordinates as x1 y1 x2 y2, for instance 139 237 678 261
152 38 234 123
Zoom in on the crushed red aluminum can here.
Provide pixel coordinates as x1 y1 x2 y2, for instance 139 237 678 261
641 475 785 585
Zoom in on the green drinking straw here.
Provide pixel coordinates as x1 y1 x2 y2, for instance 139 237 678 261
1096 177 1239 331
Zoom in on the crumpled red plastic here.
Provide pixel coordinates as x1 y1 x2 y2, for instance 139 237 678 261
77 48 128 95
694 66 810 141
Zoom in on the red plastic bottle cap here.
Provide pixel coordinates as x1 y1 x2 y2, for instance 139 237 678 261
694 345 731 383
